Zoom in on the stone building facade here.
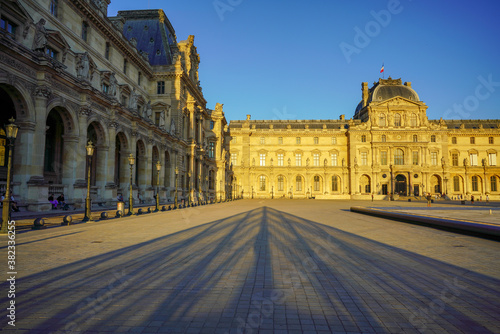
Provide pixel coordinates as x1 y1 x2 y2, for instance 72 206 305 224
228 78 500 201
0 0 230 211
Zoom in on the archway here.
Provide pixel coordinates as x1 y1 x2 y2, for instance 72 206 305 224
430 175 441 194
360 174 371 194
395 174 407 195
44 109 64 184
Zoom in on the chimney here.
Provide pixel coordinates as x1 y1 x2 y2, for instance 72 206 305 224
246 114 251 121
362 82 368 107
404 82 412 88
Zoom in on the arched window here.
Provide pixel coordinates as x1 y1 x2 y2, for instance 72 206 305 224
259 175 266 191
472 176 478 192
277 176 284 191
491 176 498 192
394 149 404 165
332 175 339 192
431 135 436 142
453 176 460 192
361 135 366 142
381 134 386 142
314 176 320 191
394 113 401 127
296 176 302 191
413 135 417 142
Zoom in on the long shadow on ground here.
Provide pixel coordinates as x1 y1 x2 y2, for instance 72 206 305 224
1 207 499 333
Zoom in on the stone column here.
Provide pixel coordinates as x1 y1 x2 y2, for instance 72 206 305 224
61 134 80 200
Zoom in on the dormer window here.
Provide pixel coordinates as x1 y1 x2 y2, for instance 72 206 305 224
50 0 58 17
46 46 58 60
0 17 17 37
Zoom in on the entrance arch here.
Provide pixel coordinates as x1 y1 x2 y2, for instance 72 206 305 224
395 174 407 195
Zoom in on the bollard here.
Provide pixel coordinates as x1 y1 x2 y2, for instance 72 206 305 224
33 218 46 230
116 210 123 218
147 207 152 213
490 209 493 215
61 215 73 226
100 212 108 220
137 208 143 215
161 206 167 211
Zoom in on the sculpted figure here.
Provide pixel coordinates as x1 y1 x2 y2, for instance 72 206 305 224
77 52 90 80
145 100 153 119
129 90 138 110
32 19 48 52
109 73 117 96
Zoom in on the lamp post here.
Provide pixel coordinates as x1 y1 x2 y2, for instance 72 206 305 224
127 153 135 215
198 175 202 205
174 167 178 209
82 141 95 222
220 180 223 203
0 118 18 234
155 160 161 212
205 175 208 204
187 172 192 207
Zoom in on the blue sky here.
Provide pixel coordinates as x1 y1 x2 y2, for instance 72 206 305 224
108 0 500 122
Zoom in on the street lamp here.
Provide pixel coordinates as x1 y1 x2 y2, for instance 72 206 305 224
83 141 95 222
187 172 192 207
205 175 208 204
198 175 202 205
155 160 161 212
127 153 135 215
0 118 18 234
174 167 178 209
220 180 223 203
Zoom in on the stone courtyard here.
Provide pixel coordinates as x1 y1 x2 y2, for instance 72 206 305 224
1 199 500 333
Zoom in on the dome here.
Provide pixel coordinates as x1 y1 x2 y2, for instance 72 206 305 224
369 77 419 103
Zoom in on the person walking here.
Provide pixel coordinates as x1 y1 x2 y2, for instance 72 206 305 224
426 193 432 207
471 195 474 205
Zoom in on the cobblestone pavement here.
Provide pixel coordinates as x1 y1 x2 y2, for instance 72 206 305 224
1 200 499 333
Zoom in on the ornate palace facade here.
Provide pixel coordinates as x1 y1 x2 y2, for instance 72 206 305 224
227 78 500 200
0 0 230 211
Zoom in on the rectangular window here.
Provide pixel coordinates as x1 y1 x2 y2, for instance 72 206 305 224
102 83 109 94
208 142 215 159
210 120 214 130
314 137 319 145
331 153 337 166
296 177 302 191
105 42 110 59
381 151 387 165
50 0 58 16
452 153 459 166
452 137 457 144
46 47 58 60
82 21 89 42
313 153 320 166
295 153 302 166
489 137 494 144
260 137 265 145
361 152 367 166
157 81 165 94
278 137 283 144
260 153 266 166
431 152 437 166
489 153 497 166
0 18 17 36
412 151 418 165
123 59 128 74
138 72 142 86
259 176 266 191
332 137 337 145
470 153 478 166
296 137 301 145
231 153 237 166
491 176 498 192
277 153 284 166
472 176 478 192
470 137 475 144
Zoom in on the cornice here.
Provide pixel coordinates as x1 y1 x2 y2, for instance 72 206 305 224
69 0 153 77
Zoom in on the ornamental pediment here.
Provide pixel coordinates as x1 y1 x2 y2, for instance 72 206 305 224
375 96 421 107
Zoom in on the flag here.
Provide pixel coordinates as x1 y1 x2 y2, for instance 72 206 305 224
380 64 384 73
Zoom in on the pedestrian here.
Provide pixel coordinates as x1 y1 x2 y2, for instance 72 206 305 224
486 194 489 203
48 193 58 209
426 193 432 207
57 193 68 210
471 195 474 205
371 193 374 202
117 193 124 202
